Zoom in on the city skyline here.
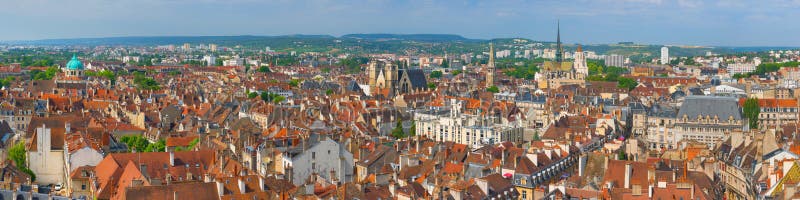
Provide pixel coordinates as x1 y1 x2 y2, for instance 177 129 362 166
2 0 800 46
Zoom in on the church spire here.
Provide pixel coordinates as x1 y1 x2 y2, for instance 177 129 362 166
555 20 563 62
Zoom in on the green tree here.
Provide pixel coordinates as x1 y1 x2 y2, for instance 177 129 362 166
587 59 605 75
326 89 334 95
248 92 259 99
260 92 286 103
440 59 449 68
430 71 443 79
409 121 416 137
618 150 627 160
8 140 36 181
617 77 638 91
258 66 271 73
339 57 369 74
0 76 15 87
486 86 499 93
133 73 161 90
451 70 463 76
144 139 166 152
9 141 26 168
391 120 406 139
743 98 761 129
30 66 59 80
532 131 540 141
427 83 436 89
605 66 629 75
289 79 301 87
272 95 286 103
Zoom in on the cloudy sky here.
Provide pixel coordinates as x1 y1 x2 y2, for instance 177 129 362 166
1 0 799 46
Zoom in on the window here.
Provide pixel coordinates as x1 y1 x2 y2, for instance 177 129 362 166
522 191 527 199
312 152 316 159
328 150 331 155
312 163 316 170
81 184 86 190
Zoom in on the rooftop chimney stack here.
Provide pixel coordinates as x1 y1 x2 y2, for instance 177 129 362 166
170 152 175 166
624 163 632 189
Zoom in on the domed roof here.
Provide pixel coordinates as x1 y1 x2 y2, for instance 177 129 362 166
66 55 84 70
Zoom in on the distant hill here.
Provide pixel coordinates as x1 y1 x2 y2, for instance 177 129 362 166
3 34 795 56
341 34 477 42
6 35 336 46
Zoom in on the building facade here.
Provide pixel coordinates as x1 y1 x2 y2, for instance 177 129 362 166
415 99 524 148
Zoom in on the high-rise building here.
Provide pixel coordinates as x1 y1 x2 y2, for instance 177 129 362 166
183 43 191 51
605 54 625 67
203 55 216 66
660 46 669 65
210 44 218 52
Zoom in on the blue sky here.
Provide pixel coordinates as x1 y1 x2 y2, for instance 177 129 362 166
1 0 799 46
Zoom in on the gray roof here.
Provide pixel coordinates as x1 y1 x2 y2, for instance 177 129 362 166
677 96 741 120
401 69 428 89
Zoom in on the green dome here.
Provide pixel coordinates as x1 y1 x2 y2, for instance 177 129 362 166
66 55 84 70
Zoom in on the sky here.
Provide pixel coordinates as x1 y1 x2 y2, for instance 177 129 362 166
1 0 799 46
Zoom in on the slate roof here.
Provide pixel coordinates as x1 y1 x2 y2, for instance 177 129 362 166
401 69 428 89
677 96 741 120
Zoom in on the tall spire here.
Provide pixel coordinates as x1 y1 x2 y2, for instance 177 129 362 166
555 20 563 62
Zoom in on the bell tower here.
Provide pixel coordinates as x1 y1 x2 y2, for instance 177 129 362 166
486 43 495 88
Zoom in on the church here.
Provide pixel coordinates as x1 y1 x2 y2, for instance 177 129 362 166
55 55 88 96
367 60 429 98
538 22 588 89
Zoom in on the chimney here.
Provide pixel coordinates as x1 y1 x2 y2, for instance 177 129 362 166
170 152 175 166
174 191 178 200
624 163 632 189
648 184 654 198
259 176 265 191
389 181 396 196
238 178 246 194
672 169 677 182
65 123 71 133
216 181 224 197
578 155 586 177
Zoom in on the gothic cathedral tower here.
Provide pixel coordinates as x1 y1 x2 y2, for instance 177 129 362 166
573 45 588 75
368 61 380 89
486 43 495 88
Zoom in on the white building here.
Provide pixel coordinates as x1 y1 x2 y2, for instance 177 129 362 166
223 55 245 66
203 55 216 67
281 135 354 186
122 56 140 63
660 47 669 65
727 63 757 75
415 99 524 148
605 54 625 67
28 124 66 184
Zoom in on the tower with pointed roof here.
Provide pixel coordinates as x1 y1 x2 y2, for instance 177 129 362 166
555 20 563 63
487 43 495 88
539 21 585 89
